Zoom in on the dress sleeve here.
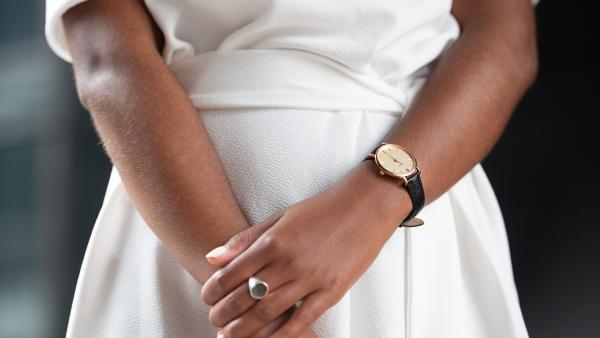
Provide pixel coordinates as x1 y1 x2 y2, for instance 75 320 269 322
44 0 90 63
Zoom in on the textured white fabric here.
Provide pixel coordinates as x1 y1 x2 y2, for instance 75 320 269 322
45 0 534 337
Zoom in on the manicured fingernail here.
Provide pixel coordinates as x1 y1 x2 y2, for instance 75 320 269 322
206 246 226 259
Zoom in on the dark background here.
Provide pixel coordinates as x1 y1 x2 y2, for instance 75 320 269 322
483 1 600 336
0 1 598 337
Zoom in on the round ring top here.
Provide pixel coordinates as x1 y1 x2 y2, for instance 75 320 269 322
248 276 270 300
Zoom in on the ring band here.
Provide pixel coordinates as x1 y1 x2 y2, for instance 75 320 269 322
248 276 269 300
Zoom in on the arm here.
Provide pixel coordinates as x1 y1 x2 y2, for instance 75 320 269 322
62 0 251 284
368 0 539 213
200 0 538 337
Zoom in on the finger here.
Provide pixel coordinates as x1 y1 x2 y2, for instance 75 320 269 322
300 328 319 338
205 208 286 266
209 281 256 329
208 262 294 328
246 307 292 338
243 303 316 338
201 253 266 306
270 290 332 338
205 245 233 267
220 281 312 338
201 220 287 306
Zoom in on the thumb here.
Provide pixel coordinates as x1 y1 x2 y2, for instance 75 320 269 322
205 208 287 266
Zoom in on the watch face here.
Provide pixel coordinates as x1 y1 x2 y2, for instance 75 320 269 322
375 144 417 177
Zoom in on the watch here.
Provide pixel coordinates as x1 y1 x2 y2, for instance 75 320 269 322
363 142 425 227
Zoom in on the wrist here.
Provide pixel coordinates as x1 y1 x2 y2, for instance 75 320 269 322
351 159 413 229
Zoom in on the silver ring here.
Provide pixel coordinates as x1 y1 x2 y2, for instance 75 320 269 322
248 276 269 300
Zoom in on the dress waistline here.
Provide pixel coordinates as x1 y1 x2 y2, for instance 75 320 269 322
168 48 417 115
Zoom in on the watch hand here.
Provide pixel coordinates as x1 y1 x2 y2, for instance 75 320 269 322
383 150 404 165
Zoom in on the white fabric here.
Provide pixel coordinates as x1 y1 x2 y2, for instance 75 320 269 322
45 0 535 337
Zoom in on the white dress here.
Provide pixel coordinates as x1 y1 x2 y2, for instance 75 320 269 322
45 0 536 337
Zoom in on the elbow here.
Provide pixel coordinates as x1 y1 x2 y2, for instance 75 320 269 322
73 61 118 113
488 21 539 93
508 6 540 90
71 48 146 112
517 31 539 90
456 2 540 90
69 45 121 110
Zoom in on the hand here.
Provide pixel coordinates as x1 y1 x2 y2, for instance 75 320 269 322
216 304 317 338
203 211 318 338
201 161 411 338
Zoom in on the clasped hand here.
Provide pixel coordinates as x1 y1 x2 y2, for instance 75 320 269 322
200 163 409 338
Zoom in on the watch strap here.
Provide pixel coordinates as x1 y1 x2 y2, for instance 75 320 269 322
399 169 425 227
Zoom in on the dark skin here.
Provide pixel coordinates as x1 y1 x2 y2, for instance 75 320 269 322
62 0 537 337
201 0 538 337
63 1 316 335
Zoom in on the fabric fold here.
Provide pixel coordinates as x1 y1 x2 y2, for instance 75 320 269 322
169 48 411 114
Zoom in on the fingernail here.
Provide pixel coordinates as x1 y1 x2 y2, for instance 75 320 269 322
206 246 226 259
216 331 224 338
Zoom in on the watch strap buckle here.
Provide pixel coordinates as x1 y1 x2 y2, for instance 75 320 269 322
398 217 424 227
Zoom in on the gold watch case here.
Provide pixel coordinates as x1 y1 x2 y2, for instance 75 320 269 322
366 143 418 184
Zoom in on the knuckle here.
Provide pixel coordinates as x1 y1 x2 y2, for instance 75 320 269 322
200 285 211 305
298 307 317 325
201 282 220 306
286 255 306 275
323 272 345 291
207 307 221 327
225 291 244 313
261 233 282 252
247 224 260 238
228 232 247 250
213 271 230 292
226 320 247 338
242 228 254 245
330 276 344 290
254 301 277 321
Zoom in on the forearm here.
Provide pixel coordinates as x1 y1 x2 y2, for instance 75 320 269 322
64 0 250 284
354 0 538 229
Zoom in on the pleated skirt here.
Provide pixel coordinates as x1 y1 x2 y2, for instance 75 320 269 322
65 107 529 338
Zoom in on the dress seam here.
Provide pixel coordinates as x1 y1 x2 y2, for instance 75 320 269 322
404 227 412 338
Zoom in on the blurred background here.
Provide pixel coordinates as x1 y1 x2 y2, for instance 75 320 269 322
0 1 598 338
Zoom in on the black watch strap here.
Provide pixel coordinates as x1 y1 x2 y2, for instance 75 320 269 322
399 169 425 227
